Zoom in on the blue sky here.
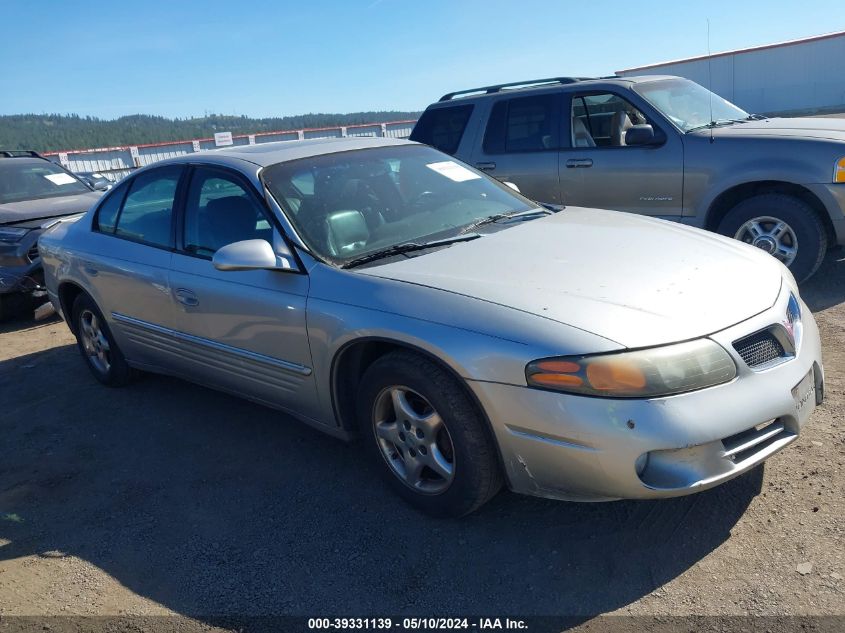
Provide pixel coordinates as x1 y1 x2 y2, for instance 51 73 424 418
1 0 841 119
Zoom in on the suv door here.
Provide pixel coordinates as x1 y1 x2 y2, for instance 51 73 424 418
560 91 684 219
168 165 321 420
470 93 563 204
86 165 183 366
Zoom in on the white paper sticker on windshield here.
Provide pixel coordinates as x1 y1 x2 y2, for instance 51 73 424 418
44 173 77 186
425 161 481 182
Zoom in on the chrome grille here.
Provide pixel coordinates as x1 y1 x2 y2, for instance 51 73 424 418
27 244 40 262
733 330 786 368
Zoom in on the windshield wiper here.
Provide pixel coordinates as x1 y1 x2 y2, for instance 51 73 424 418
686 118 749 133
458 207 553 235
341 234 481 269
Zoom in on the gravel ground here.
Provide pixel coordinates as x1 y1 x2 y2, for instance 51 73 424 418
0 250 843 626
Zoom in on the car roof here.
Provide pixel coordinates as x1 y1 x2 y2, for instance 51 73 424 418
429 75 681 106
0 150 46 159
158 136 418 170
0 156 55 168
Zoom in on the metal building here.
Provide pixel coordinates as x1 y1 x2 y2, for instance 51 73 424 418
616 30 845 116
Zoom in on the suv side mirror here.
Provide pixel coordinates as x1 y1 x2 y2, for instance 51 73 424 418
90 177 112 191
213 239 296 272
625 124 657 146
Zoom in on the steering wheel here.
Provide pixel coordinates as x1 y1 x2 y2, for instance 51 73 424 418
408 190 439 211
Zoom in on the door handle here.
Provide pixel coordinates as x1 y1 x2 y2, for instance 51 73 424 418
476 162 497 171
565 158 593 168
174 288 199 307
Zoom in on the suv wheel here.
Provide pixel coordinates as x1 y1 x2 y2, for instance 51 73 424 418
71 293 135 386
357 351 502 517
717 193 827 282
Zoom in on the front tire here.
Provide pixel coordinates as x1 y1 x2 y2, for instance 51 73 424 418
71 293 134 386
717 193 827 282
357 351 502 517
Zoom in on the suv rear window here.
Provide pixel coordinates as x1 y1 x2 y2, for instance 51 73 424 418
409 105 473 155
483 94 559 154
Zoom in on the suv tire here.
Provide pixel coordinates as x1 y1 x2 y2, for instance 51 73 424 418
717 193 827 282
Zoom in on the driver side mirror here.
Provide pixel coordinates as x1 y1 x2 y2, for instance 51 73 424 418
625 124 657 146
212 239 296 272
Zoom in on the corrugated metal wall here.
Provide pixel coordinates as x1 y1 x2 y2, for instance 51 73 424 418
617 33 845 116
44 120 417 181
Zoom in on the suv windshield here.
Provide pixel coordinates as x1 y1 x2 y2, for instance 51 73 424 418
263 145 534 264
634 78 750 132
0 159 91 204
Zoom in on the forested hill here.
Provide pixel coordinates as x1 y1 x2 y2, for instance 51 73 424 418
0 112 422 152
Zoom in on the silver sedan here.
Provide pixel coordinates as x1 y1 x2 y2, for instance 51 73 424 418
39 138 824 516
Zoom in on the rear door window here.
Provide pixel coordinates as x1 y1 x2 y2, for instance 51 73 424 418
409 105 474 155
483 94 560 153
112 166 183 248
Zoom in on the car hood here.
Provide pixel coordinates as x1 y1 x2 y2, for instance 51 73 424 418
0 191 102 227
360 208 783 348
709 117 845 142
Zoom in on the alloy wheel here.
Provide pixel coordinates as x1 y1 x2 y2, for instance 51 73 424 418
372 385 455 494
79 309 111 374
734 215 798 267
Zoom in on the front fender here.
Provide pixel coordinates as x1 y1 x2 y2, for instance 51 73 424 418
304 263 621 427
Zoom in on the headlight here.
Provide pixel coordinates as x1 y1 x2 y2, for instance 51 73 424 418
0 227 30 243
526 338 737 398
835 157 845 183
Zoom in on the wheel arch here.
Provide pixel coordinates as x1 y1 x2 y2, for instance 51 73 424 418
329 336 508 475
57 281 87 333
705 180 835 244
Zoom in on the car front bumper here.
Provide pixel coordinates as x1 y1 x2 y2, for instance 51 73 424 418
469 288 823 502
0 229 44 296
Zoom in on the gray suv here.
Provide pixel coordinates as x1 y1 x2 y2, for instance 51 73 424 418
410 76 845 281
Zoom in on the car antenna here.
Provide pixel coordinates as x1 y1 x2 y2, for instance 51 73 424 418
707 19 715 144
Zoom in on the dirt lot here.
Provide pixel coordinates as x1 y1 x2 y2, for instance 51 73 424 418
0 251 843 627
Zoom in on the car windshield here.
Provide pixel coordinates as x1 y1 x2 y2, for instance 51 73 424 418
0 159 91 204
634 78 750 132
262 144 535 264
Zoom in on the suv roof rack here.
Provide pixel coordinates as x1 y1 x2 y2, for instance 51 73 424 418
0 150 44 158
439 77 593 102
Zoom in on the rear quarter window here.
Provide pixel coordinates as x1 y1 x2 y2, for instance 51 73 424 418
484 94 559 154
94 183 129 233
409 105 474 155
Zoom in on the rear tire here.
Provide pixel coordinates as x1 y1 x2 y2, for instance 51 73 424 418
357 351 502 517
71 293 135 387
717 193 827 282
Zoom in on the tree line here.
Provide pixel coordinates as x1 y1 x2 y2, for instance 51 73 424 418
0 112 422 152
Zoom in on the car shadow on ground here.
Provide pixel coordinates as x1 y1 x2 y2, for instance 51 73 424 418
800 246 845 312
0 339 763 619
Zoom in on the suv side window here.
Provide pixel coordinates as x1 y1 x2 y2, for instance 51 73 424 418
571 93 650 148
108 166 182 247
483 94 559 154
409 105 473 155
182 167 271 257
